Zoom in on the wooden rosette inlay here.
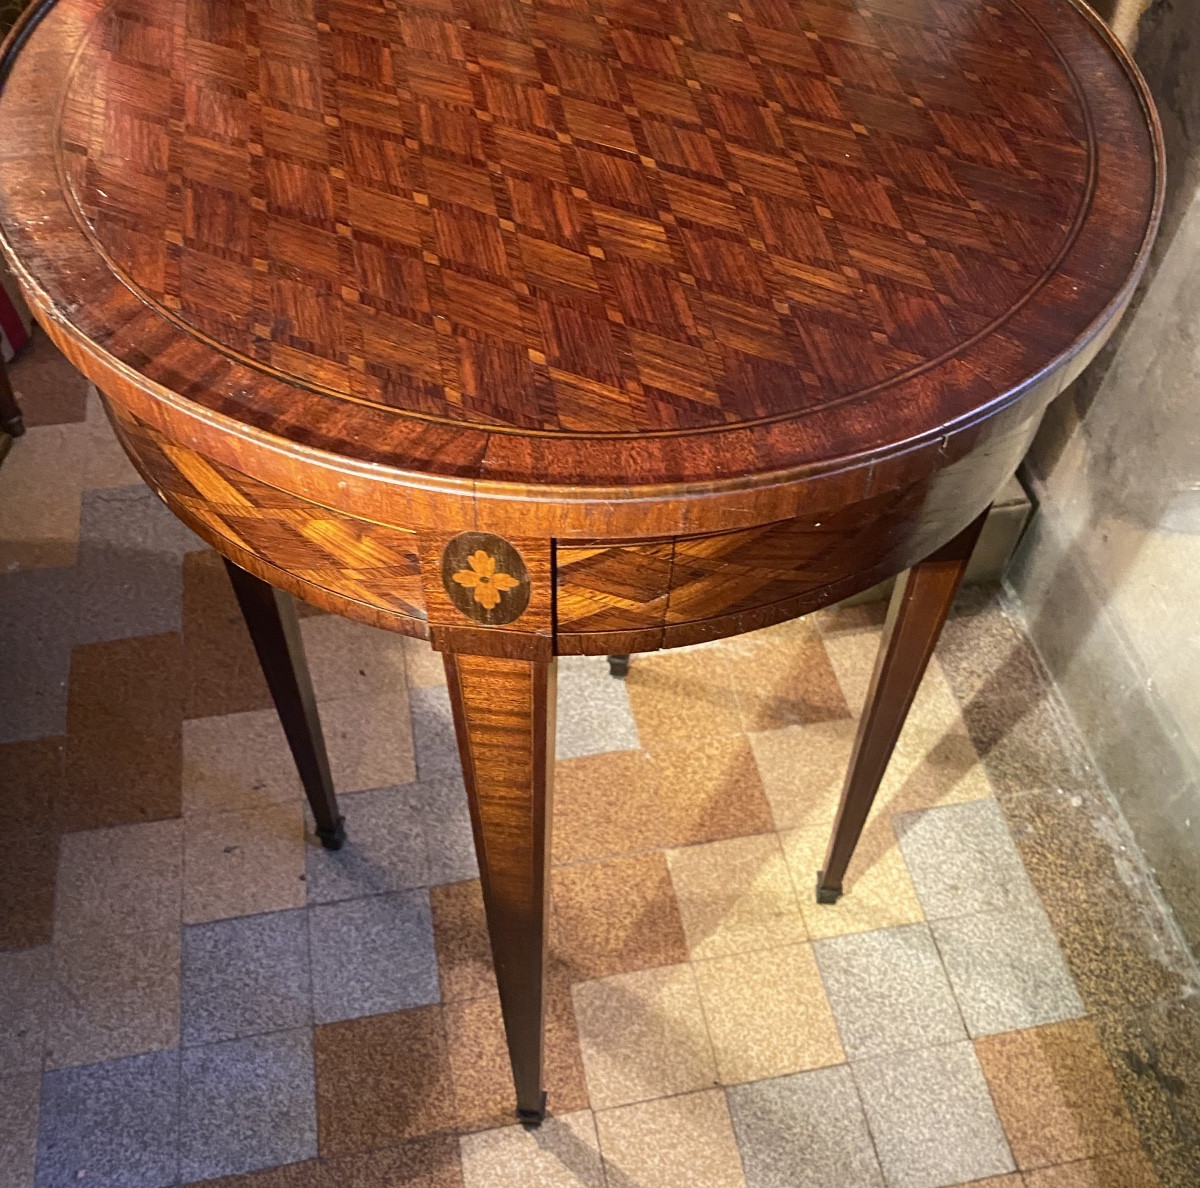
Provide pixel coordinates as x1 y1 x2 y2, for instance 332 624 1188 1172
441 533 532 627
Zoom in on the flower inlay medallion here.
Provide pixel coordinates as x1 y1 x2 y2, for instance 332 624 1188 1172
440 533 532 627
452 550 521 611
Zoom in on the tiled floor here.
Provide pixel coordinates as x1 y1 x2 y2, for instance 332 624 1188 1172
3 332 1200 1188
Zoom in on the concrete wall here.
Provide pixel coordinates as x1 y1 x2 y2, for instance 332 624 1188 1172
1009 0 1200 949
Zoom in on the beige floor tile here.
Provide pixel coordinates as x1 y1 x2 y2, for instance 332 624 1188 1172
80 390 143 489
876 717 994 817
401 635 446 688
666 833 807 959
45 928 179 1069
783 825 924 938
182 709 304 816
320 690 415 793
823 634 964 726
301 616 409 700
0 1073 41 1188
693 943 844 1084
183 803 307 924
595 1089 747 1188
625 646 742 750
749 718 859 830
572 963 717 1109
459 1110 605 1188
54 819 182 942
0 424 84 571
729 626 850 732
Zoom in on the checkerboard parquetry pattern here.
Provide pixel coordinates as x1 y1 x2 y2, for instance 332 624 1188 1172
62 0 1090 435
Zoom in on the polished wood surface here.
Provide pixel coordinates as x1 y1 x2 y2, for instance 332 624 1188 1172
0 0 1163 1123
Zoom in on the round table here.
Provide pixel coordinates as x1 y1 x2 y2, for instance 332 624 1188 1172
0 0 1161 1123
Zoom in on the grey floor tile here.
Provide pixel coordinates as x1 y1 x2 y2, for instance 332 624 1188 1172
416 777 478 884
931 906 1085 1036
309 889 440 1023
409 685 462 782
0 1073 41 1188
852 1042 1014 1188
179 1028 317 1182
306 784 429 903
36 1049 179 1188
74 486 201 645
181 910 311 1046
0 567 76 742
727 1066 884 1188
894 800 1037 918
556 655 640 760
814 925 966 1061
0 948 50 1076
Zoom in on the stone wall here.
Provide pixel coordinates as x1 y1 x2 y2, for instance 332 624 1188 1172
1009 0 1200 950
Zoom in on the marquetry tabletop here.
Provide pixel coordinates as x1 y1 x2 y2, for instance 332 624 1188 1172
0 0 1162 1125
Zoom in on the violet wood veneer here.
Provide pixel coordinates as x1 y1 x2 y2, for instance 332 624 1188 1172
0 0 1161 1122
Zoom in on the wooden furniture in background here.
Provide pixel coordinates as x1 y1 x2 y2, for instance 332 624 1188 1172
0 0 1161 1123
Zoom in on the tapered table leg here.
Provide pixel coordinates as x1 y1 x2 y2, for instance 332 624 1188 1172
817 509 989 903
222 558 345 850
444 651 555 1125
0 362 25 437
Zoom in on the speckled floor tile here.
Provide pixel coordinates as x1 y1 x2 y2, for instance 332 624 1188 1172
182 708 303 816
8 330 90 429
180 1028 317 1182
309 889 439 1023
666 833 806 959
595 1089 747 1188
0 1073 40 1188
430 879 497 1002
445 989 587 1131
727 1065 884 1188
180 549 272 720
782 824 924 939
54 819 182 941
409 685 461 783
45 928 179 1070
459 1110 604 1188
556 654 639 760
305 784 429 903
0 424 83 571
895 800 1037 918
73 485 199 645
748 718 859 830
649 735 776 848
551 852 688 982
932 906 1084 1036
415 777 478 884
320 689 416 794
0 566 75 743
80 391 142 490
815 924 965 1060
0 832 58 952
1022 1149 1162 1187
0 948 50 1076
183 803 307 924
552 749 663 864
0 737 62 834
693 943 844 1084
299 616 409 700
401 635 446 689
63 632 184 831
975 1019 1142 1171
852 1041 1014 1188
314 1007 454 1154
181 909 311 1046
36 1049 179 1188
572 962 716 1108
730 627 850 732
624 645 743 749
